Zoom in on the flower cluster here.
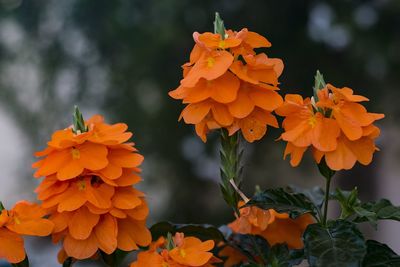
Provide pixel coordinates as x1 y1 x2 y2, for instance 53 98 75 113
131 232 221 267
276 84 384 170
169 27 284 142
0 201 53 263
229 201 313 249
33 115 151 261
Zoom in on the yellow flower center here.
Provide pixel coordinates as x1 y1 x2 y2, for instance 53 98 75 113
308 116 317 128
207 57 215 68
71 148 80 159
162 262 169 267
218 40 226 49
77 180 86 191
179 248 186 258
14 216 21 225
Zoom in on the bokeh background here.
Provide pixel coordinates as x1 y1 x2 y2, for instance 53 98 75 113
0 0 399 266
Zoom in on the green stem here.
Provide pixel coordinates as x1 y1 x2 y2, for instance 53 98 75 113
219 129 242 215
0 201 4 211
318 158 336 226
322 176 332 226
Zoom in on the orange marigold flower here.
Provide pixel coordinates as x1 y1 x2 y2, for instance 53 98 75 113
131 233 221 267
169 22 283 143
33 114 152 261
228 201 313 249
276 84 384 170
0 201 54 264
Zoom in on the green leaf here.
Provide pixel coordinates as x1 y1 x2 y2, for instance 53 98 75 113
267 244 304 267
62 258 74 267
101 249 129 267
150 222 225 242
331 188 363 220
227 233 269 263
362 240 400 267
289 185 325 210
226 234 304 267
304 220 366 267
246 187 317 219
354 199 400 223
317 158 335 180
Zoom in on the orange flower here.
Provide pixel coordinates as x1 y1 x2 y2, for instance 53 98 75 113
228 201 313 249
33 114 152 261
131 233 221 267
0 201 54 264
276 84 384 170
169 22 283 143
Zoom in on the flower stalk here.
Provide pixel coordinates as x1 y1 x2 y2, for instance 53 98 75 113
318 158 336 226
0 201 4 211
220 129 243 215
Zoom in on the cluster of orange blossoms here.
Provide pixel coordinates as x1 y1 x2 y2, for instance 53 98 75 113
229 201 313 249
0 201 53 263
32 115 151 261
131 232 221 267
276 84 384 170
219 201 313 266
218 201 315 267
169 28 284 143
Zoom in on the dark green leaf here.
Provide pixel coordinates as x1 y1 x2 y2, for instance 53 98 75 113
304 220 366 267
317 158 335 180
354 199 400 223
101 249 129 267
227 234 269 263
225 234 304 267
62 258 74 267
267 244 304 267
289 185 325 210
246 188 317 219
331 188 365 221
362 240 400 267
150 222 225 242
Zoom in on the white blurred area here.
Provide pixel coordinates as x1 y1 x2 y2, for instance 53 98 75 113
0 107 31 206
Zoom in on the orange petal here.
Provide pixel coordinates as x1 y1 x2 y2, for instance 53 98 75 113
249 88 283 111
211 103 234 126
63 233 98 260
180 101 212 124
0 228 26 264
94 214 117 254
68 207 100 240
228 87 255 118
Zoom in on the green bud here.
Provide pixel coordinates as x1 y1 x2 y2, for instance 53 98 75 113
166 232 175 250
348 187 359 206
214 12 226 39
313 70 327 102
72 105 88 134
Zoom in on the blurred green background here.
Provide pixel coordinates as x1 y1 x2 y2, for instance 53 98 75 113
0 0 399 266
